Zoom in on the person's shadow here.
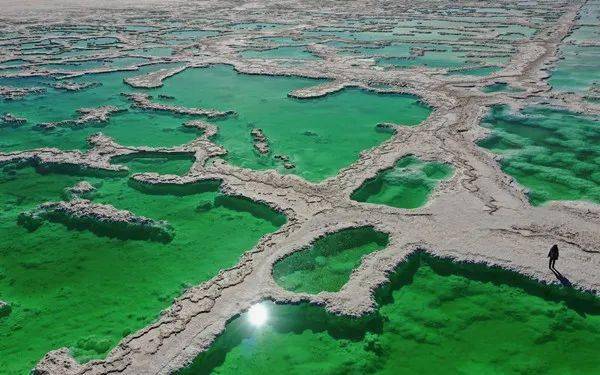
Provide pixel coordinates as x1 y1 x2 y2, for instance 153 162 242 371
551 267 572 287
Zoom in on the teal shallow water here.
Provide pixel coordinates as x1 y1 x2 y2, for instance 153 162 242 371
0 63 188 151
549 0 600 93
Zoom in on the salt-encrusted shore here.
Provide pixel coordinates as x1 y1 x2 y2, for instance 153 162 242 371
183 120 218 138
38 106 123 129
250 128 269 154
122 92 236 118
64 181 96 199
18 199 175 242
0 85 45 100
1 113 27 126
124 66 187 88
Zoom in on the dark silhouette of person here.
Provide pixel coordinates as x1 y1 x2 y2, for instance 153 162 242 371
548 244 559 271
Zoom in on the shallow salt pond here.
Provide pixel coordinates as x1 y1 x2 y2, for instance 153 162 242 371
0 166 285 374
150 65 431 181
273 227 389 293
1 64 430 181
550 44 600 93
0 62 434 373
130 46 174 57
0 64 167 123
351 156 453 209
181 253 600 374
0 64 194 152
478 105 600 205
339 43 412 59
377 49 469 70
110 152 195 175
0 109 200 152
1 11 596 374
549 0 600 93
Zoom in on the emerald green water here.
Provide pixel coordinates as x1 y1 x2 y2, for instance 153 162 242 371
40 57 151 72
3 12 596 375
351 156 453 208
478 105 600 205
0 165 285 374
0 62 430 373
149 65 431 181
0 109 199 152
272 227 389 294
181 253 600 374
0 64 191 152
2 65 430 181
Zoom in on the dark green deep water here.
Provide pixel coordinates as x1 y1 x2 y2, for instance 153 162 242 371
182 253 600 375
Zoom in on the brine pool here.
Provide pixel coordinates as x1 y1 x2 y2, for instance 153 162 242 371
181 252 600 375
1 34 599 375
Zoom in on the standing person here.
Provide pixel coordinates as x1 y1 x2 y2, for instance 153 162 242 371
548 244 559 271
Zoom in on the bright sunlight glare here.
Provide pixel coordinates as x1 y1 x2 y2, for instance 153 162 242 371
247 303 268 327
